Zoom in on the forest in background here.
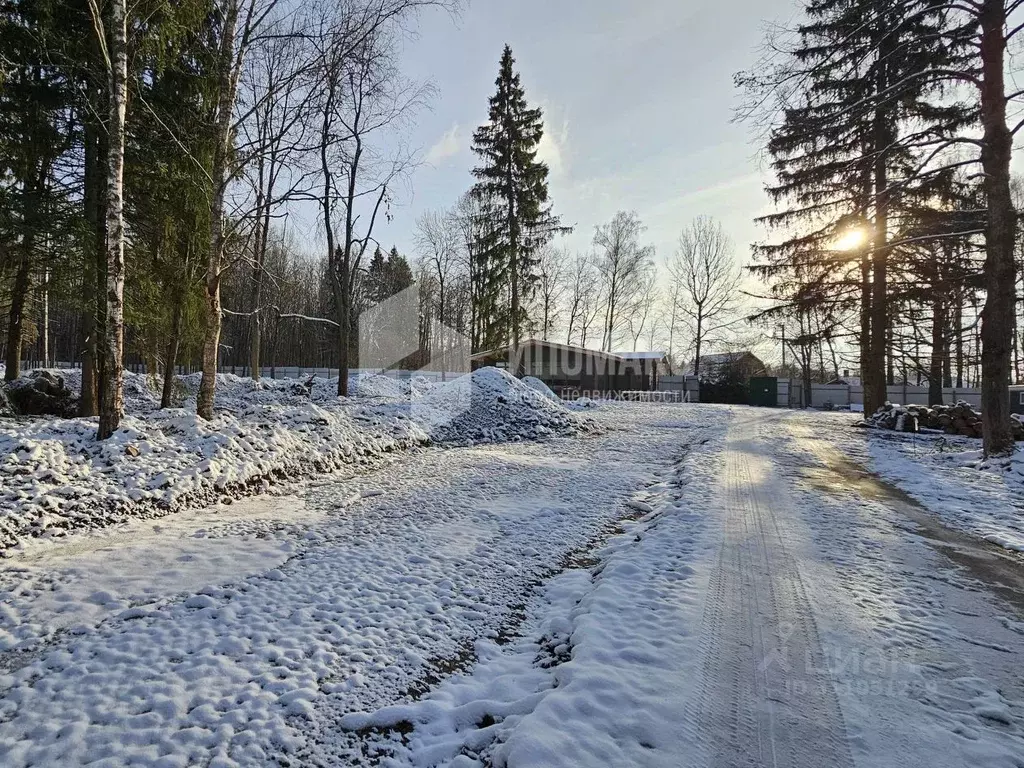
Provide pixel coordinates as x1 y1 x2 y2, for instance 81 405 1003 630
2 0 1024 455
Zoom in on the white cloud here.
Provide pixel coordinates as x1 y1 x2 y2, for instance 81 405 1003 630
424 123 462 166
537 113 569 179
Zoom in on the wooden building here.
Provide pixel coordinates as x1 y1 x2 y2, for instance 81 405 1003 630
470 339 668 397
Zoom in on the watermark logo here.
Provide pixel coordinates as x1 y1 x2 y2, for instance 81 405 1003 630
357 283 472 426
756 621 936 699
758 622 796 674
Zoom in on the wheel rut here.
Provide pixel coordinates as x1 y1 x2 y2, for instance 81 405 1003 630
695 416 853 768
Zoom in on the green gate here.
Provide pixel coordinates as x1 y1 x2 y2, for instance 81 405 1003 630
748 376 778 407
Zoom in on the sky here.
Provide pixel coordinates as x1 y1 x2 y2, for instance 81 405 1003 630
346 0 804 271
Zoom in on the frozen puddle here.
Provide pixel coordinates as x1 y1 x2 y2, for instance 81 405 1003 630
0 494 319 650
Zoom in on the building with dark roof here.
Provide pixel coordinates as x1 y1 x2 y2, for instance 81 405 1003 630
470 339 669 397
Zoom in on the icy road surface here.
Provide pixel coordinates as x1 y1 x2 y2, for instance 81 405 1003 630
1 405 1023 767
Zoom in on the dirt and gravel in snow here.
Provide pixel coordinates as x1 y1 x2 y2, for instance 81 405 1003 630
1 404 1023 768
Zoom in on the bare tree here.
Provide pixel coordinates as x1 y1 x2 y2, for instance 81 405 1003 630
662 262 685 364
198 0 291 420
415 207 462 372
237 24 312 381
532 246 569 340
670 216 741 377
452 191 487 350
564 253 600 347
415 208 460 324
593 211 654 352
624 264 658 351
311 7 430 396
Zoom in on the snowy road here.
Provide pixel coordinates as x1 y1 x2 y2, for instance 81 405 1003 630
695 411 853 768
1 405 1024 767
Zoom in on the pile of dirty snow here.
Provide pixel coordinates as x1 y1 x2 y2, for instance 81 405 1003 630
415 367 595 444
521 375 561 402
0 402 427 552
1 368 163 415
409 374 436 397
349 372 409 399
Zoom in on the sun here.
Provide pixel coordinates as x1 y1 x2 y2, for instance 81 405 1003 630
833 227 868 252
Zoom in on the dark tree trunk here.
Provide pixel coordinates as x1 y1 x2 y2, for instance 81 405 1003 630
693 314 703 377
4 246 33 382
333 257 350 397
863 21 893 416
978 0 1016 455
80 90 106 416
161 297 183 409
929 294 946 405
860 249 871 391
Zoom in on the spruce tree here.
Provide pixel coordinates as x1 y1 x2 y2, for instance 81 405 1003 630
386 247 414 297
365 247 388 304
471 44 565 351
741 0 971 414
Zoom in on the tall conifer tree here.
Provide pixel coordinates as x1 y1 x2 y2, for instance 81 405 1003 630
741 0 971 414
471 45 565 351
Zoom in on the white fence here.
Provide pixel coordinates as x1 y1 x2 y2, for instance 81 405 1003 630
216 366 469 382
656 375 701 402
778 381 981 409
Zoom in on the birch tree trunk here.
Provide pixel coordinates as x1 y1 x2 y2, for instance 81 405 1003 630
97 0 127 440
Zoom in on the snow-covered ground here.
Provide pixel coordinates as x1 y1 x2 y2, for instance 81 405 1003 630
1 404 1023 767
793 410 1024 552
0 368 594 553
338 407 1024 768
0 403 714 767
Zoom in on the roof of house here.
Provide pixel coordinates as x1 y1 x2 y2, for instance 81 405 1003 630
615 351 667 360
470 339 630 364
701 351 760 365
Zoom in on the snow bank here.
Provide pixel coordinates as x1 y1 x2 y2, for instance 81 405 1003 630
0 367 597 551
350 372 409 399
0 405 709 768
339 426 716 767
414 367 595 445
0 402 427 552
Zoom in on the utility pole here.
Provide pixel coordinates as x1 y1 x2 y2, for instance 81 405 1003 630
779 324 786 371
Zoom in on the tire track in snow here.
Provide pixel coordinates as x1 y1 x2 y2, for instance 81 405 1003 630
695 412 854 768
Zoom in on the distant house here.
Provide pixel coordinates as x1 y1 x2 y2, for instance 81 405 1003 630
470 339 668 396
614 350 672 388
828 369 861 386
698 351 766 382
